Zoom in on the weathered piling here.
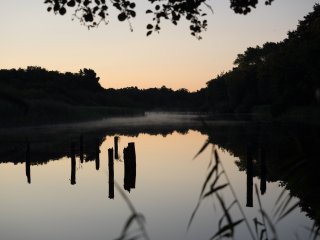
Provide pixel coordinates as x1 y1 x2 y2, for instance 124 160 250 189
128 142 136 188
26 142 31 184
108 148 114 199
114 136 119 160
71 143 76 185
246 144 253 207
123 142 136 192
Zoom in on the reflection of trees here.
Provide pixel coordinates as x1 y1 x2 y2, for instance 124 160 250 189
0 132 107 165
206 123 320 225
0 127 198 165
0 125 145 195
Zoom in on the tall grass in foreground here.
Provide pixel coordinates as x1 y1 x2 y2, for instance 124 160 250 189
189 144 320 240
114 143 320 240
114 183 150 240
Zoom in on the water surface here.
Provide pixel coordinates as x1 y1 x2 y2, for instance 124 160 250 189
0 114 318 240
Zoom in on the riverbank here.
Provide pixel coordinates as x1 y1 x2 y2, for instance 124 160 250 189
0 104 144 128
206 106 320 125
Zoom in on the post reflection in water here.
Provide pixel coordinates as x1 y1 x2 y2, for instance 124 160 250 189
246 144 253 208
123 142 136 192
114 136 119 160
80 135 84 164
260 146 267 195
70 143 76 185
19 135 139 193
25 141 31 184
95 139 100 171
108 148 114 199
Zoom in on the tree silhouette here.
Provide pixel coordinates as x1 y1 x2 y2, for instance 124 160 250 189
79 68 100 83
206 4 320 116
44 0 274 39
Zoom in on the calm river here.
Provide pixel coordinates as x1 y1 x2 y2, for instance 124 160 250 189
0 113 318 240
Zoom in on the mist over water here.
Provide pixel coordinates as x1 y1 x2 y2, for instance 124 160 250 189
0 112 204 134
97 112 202 126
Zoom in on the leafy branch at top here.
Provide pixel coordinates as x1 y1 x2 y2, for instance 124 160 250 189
44 0 275 39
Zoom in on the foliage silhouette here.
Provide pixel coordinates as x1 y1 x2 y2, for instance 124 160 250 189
44 0 274 39
206 4 320 120
0 67 205 126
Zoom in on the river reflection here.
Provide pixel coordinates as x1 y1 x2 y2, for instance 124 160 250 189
0 119 319 240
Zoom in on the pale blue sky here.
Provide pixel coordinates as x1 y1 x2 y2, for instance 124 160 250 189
0 0 319 90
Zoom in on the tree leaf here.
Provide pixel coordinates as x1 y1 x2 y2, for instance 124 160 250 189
118 12 127 21
59 7 67 15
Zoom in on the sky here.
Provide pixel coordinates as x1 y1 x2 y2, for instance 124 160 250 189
0 0 319 91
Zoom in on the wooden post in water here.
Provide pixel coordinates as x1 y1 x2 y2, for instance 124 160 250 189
128 142 136 189
95 139 100 171
260 146 267 195
246 144 253 207
114 136 119 160
71 143 76 185
26 141 31 184
123 142 136 192
80 135 84 164
108 148 114 199
123 146 129 191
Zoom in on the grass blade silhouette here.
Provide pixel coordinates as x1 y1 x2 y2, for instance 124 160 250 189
253 217 264 239
210 171 224 190
210 219 244 240
273 188 287 214
115 183 150 240
187 161 217 230
255 184 270 240
218 200 237 230
203 184 229 199
275 194 294 220
259 229 266 240
193 139 210 160
116 213 145 240
216 193 236 236
277 202 300 223
260 209 277 239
